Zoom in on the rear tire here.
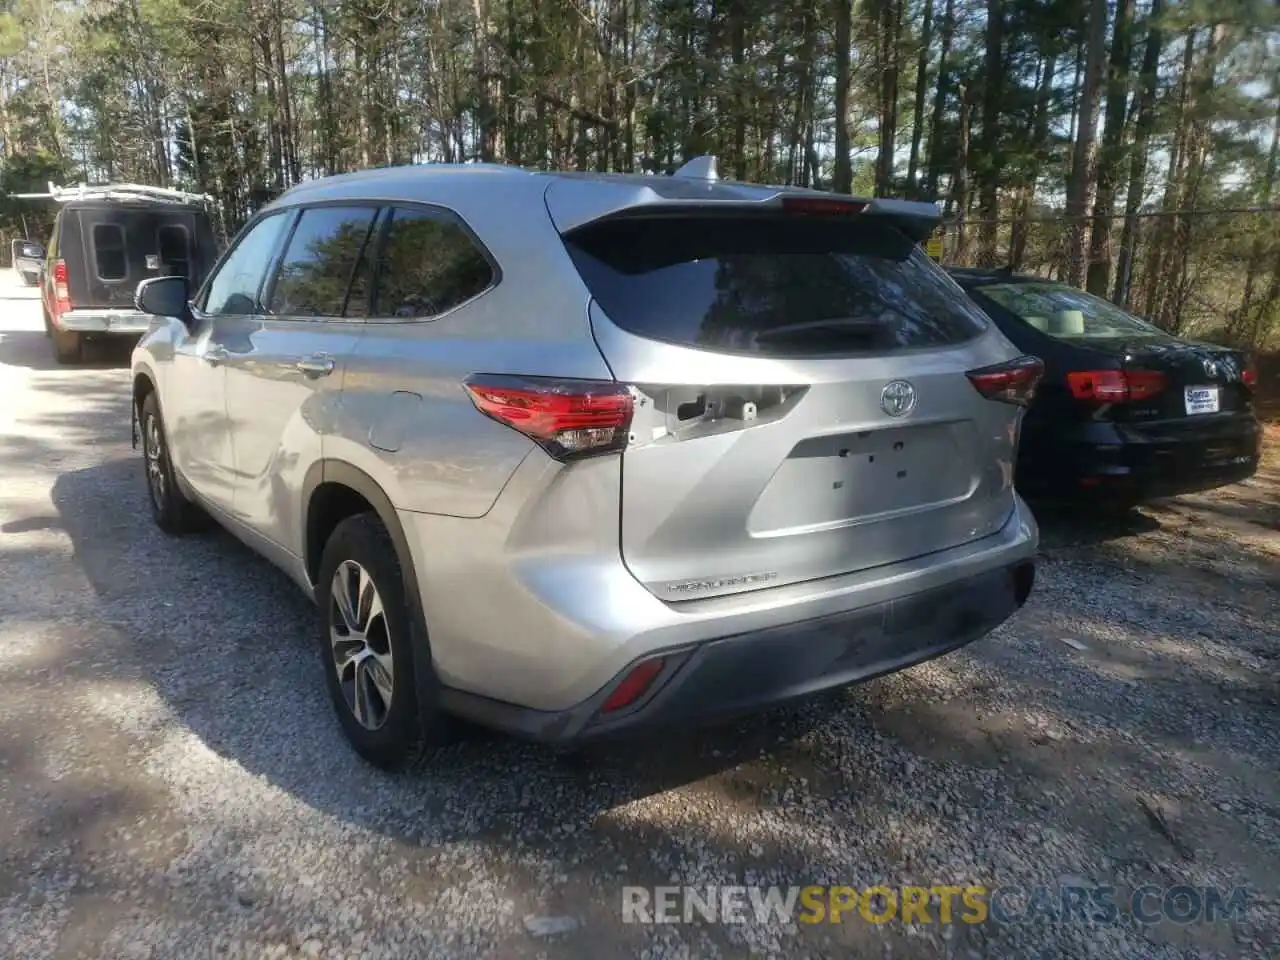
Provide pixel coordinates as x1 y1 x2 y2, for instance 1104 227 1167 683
51 326 83 364
317 513 445 770
140 392 209 535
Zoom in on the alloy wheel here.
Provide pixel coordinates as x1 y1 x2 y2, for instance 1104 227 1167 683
144 413 167 510
329 559 395 730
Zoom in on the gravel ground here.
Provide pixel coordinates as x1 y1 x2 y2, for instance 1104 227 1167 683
1 274 1276 959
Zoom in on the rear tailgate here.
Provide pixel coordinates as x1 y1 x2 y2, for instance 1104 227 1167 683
77 206 201 308
554 197 1028 602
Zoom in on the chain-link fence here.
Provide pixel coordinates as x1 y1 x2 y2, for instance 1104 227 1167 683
930 208 1280 348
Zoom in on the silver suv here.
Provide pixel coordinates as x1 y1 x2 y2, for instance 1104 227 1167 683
131 159 1041 768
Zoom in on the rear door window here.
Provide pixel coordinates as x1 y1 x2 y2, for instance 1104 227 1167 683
92 224 127 280
200 213 290 316
370 206 495 318
565 216 989 357
266 206 379 318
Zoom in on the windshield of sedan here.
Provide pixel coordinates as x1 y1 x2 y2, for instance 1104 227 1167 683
978 281 1165 340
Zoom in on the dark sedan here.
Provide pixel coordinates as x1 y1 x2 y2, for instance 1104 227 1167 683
949 269 1262 505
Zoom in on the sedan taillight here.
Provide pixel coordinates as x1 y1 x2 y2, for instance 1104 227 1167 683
1066 369 1167 404
463 374 634 461
966 355 1045 406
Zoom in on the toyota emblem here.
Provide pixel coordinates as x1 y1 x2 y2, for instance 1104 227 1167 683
1203 358 1219 378
880 380 917 417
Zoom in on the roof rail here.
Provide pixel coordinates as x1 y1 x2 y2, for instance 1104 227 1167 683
671 155 719 181
12 181 213 205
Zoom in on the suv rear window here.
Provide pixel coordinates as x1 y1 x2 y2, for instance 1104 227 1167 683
92 224 127 280
564 216 988 357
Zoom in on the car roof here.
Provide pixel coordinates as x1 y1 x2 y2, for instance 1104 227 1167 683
265 162 943 241
59 200 207 214
946 266 1048 287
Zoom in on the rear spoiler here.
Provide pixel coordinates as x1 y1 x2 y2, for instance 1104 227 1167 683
547 158 941 244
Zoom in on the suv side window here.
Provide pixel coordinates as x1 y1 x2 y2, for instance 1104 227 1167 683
371 206 495 319
199 213 290 316
266 205 379 318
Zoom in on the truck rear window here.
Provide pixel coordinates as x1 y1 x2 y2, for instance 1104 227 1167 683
564 216 988 357
92 223 127 280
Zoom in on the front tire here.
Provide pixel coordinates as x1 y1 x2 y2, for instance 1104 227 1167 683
140 391 209 534
317 513 444 769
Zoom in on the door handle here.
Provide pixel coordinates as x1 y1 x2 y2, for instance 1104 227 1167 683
296 355 335 378
204 345 229 366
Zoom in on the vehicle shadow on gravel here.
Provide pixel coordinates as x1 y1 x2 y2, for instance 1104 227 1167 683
0 328 134 370
42 446 1279 957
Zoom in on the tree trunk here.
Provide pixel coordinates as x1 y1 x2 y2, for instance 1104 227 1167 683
1230 96 1280 345
1113 0 1163 306
874 0 903 197
976 0 1004 264
1010 54 1056 272
833 0 853 193
923 0 954 200
1063 0 1109 286
905 0 935 197
1142 31 1196 324
1085 0 1132 296
952 85 972 264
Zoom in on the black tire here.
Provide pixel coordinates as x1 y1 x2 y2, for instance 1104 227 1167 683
317 512 445 769
52 325 83 364
140 391 209 534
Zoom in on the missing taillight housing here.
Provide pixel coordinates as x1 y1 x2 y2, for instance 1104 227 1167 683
463 374 634 461
966 355 1044 406
1066 369 1166 404
52 259 71 317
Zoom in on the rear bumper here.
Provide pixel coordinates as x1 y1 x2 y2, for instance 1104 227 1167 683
54 309 154 335
1018 415 1262 503
439 559 1034 744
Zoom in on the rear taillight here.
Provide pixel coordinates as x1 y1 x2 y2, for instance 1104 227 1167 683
52 259 71 316
1066 369 1166 404
463 374 634 461
1242 359 1258 388
780 196 868 216
966 355 1044 406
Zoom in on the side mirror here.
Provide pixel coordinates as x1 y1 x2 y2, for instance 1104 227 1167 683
135 276 190 324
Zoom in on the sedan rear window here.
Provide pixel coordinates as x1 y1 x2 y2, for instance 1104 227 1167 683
977 282 1164 340
564 216 988 357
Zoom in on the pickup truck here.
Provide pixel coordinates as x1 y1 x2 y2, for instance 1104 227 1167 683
12 239 44 285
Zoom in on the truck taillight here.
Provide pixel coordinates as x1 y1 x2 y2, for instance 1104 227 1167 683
966 355 1044 406
52 259 71 316
1066 369 1166 404
463 374 634 461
